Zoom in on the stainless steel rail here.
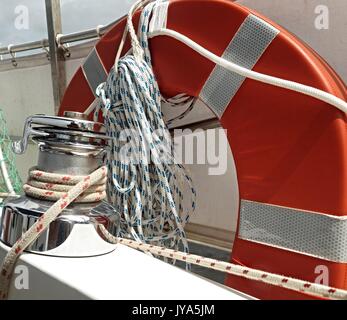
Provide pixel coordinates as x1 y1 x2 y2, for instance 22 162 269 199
0 18 122 57
57 18 121 44
0 39 49 56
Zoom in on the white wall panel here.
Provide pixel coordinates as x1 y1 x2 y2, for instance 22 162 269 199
0 64 54 137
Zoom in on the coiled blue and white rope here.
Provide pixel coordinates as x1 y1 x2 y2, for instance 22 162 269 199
95 0 196 260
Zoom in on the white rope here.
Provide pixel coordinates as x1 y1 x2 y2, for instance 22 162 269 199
23 168 106 203
0 167 107 299
91 0 346 270
93 0 196 258
2 165 347 300
84 0 193 121
148 28 347 113
3 0 346 301
99 225 347 300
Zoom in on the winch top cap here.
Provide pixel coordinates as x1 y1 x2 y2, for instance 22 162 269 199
13 111 106 154
28 113 105 133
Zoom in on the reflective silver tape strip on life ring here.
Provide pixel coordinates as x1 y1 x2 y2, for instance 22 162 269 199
82 48 108 96
199 14 279 118
239 200 347 263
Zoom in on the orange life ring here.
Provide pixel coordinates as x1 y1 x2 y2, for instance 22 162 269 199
60 0 347 299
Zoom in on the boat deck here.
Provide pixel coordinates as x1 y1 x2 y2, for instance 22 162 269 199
177 241 230 284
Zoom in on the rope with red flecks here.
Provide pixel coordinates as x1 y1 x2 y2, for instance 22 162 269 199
1 164 347 300
0 166 107 299
23 168 107 202
98 225 347 300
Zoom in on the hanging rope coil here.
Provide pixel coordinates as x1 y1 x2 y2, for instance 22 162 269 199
2 0 347 301
94 0 196 252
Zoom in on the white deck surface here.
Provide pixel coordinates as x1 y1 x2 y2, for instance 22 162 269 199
0 239 250 300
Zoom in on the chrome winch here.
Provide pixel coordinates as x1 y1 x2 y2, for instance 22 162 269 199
0 111 119 256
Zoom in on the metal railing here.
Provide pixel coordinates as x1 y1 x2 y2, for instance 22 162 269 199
0 18 122 58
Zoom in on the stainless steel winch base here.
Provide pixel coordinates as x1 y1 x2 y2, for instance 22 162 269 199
0 196 120 255
0 111 116 256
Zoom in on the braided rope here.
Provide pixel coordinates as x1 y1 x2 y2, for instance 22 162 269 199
91 0 347 300
2 0 346 301
98 225 347 300
93 0 196 255
1 166 347 300
24 168 106 203
0 166 107 299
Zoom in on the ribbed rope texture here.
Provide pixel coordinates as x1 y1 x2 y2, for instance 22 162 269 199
0 166 107 299
94 0 196 256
